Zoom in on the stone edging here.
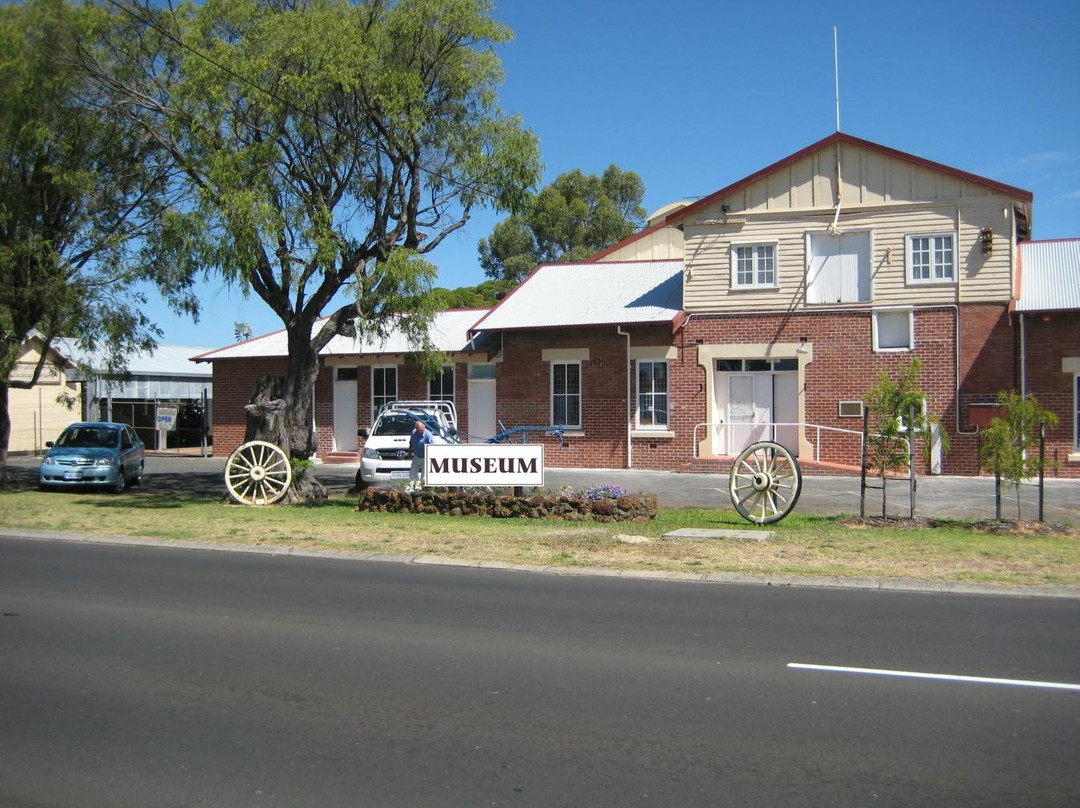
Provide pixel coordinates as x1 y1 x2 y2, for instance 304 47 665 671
358 489 658 521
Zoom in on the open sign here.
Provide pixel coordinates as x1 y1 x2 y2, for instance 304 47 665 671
156 405 179 431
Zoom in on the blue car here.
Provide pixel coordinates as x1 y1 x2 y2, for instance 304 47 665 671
39 422 145 493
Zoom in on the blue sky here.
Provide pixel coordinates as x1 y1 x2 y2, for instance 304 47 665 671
149 0 1080 349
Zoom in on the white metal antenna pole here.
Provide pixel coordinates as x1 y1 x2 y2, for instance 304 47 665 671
833 26 841 132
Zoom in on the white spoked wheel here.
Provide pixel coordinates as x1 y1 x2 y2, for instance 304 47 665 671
729 441 802 525
225 440 293 506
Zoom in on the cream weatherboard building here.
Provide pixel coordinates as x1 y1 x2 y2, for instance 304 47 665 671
7 334 81 454
623 131 1035 473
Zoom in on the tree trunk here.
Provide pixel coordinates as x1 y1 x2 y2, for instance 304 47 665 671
242 327 328 504
0 382 12 488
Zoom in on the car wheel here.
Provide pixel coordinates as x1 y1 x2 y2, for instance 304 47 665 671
354 469 370 492
111 468 126 494
131 461 144 486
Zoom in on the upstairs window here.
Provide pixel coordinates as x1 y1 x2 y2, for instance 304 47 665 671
731 243 778 289
907 233 956 284
806 231 872 304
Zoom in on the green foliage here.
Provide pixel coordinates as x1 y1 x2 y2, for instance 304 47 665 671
290 456 314 473
863 359 948 516
479 164 647 283
0 0 196 469
88 0 541 460
428 279 514 309
978 390 1058 520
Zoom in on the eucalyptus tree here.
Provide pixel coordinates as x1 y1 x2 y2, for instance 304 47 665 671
88 0 540 499
0 0 195 485
479 164 646 284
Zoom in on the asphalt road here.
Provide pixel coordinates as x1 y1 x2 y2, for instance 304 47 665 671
2 536 1079 807
8 454 1079 523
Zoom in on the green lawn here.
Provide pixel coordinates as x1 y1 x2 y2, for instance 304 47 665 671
1 487 1077 587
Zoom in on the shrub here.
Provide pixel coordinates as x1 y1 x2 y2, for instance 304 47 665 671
978 390 1058 520
555 483 630 501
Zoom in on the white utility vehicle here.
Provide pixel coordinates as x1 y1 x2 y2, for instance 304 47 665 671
356 400 460 489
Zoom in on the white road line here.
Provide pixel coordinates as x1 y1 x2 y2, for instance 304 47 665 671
787 663 1080 692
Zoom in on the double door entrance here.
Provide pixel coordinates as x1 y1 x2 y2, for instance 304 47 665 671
712 359 799 456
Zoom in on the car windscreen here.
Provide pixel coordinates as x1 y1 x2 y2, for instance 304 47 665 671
372 412 453 439
56 427 119 449
371 414 418 437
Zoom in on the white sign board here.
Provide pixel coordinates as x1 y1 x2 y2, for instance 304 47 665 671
156 405 179 431
424 444 544 486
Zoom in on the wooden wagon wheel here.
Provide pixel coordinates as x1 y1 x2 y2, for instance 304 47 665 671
729 441 802 525
225 440 293 506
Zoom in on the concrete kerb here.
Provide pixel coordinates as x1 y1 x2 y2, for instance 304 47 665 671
3 527 1078 600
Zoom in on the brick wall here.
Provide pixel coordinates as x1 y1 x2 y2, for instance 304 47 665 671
211 302 1058 478
211 357 288 456
497 327 647 469
1021 312 1080 478
313 365 334 457
679 304 1015 475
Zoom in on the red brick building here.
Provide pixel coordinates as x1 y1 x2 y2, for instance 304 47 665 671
197 134 1080 478
1014 239 1080 477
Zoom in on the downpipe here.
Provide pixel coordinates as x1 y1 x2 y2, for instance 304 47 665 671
618 326 632 469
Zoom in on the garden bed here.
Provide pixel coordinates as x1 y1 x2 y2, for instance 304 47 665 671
358 488 658 522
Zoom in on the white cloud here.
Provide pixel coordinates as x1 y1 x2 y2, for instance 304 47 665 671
1015 151 1074 167
986 151 1076 179
1043 189 1080 207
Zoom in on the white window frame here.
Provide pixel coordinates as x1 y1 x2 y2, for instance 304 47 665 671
897 397 929 434
371 365 397 415
428 365 455 403
838 400 864 418
551 361 582 429
636 360 669 430
906 232 957 285
872 307 914 352
730 242 779 290
1074 373 1080 452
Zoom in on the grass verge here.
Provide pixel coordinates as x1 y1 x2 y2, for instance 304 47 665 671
1 488 1077 587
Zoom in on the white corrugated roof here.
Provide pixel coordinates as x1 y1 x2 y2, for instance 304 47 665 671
1017 239 1080 312
470 260 684 332
55 339 214 377
194 308 489 361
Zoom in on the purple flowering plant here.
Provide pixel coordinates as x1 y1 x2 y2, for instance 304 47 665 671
554 484 629 501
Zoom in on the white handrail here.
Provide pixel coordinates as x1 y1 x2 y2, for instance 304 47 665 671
692 421 871 462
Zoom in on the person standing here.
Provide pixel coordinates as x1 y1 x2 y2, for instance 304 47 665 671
409 420 434 483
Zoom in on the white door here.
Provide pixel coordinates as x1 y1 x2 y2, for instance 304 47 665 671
467 378 497 442
728 374 772 453
773 372 799 454
333 368 358 452
713 367 798 457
